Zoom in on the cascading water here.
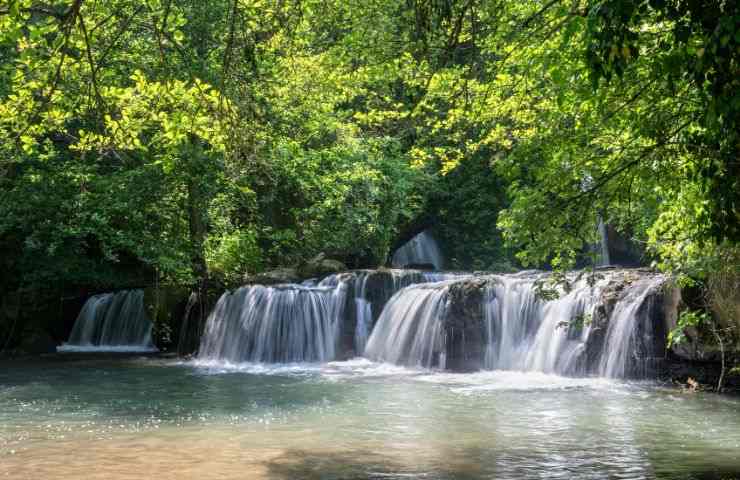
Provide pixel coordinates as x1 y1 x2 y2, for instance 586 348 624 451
362 270 666 377
392 230 444 270
364 282 451 368
598 219 611 266
59 289 156 352
482 274 604 375
197 269 452 363
198 283 348 363
196 265 666 379
354 298 371 355
598 276 666 378
483 272 667 377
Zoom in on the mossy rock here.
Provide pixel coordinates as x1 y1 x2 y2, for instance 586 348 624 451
244 267 302 285
143 285 190 349
299 253 348 280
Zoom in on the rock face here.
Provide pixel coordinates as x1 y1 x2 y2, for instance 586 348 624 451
241 255 348 287
361 269 424 323
143 285 190 352
443 279 487 371
403 263 436 271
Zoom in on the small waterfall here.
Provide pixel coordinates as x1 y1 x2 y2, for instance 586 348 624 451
482 273 666 377
340 269 457 356
483 275 600 375
362 271 665 378
362 274 604 374
196 269 457 364
483 278 541 371
59 290 156 352
392 231 444 270
364 282 451 368
354 298 372 355
598 276 666 378
198 283 348 363
598 218 611 266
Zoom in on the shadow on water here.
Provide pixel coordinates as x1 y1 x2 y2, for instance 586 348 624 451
264 448 484 480
263 448 740 480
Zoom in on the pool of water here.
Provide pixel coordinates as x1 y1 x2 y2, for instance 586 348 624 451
1 356 739 479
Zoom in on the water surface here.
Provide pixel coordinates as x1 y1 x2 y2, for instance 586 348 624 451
1 356 739 479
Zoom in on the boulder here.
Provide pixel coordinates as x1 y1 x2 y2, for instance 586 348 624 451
299 253 348 279
443 279 487 372
244 267 302 285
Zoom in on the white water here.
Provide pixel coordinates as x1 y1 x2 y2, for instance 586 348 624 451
392 230 444 269
483 275 600 375
599 276 665 378
198 283 348 363
59 289 156 352
354 298 372 355
360 271 666 377
364 282 451 368
198 270 453 363
195 267 666 379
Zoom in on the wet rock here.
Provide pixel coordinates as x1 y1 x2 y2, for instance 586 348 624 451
362 269 424 323
143 285 190 351
243 267 301 285
443 279 487 372
584 303 609 369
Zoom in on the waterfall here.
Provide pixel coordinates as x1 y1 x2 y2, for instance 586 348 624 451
59 290 156 352
483 273 665 377
482 275 603 375
354 298 372 355
362 271 665 378
196 269 455 364
598 218 611 266
598 276 666 378
198 283 348 363
392 231 444 270
195 266 665 378
364 282 451 368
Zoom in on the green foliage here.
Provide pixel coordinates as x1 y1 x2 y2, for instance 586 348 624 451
205 226 262 285
668 309 710 348
253 137 425 267
0 0 738 305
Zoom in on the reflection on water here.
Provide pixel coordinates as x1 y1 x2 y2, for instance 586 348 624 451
1 357 739 479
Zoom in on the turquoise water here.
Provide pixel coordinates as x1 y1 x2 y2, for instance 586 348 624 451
1 356 739 479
